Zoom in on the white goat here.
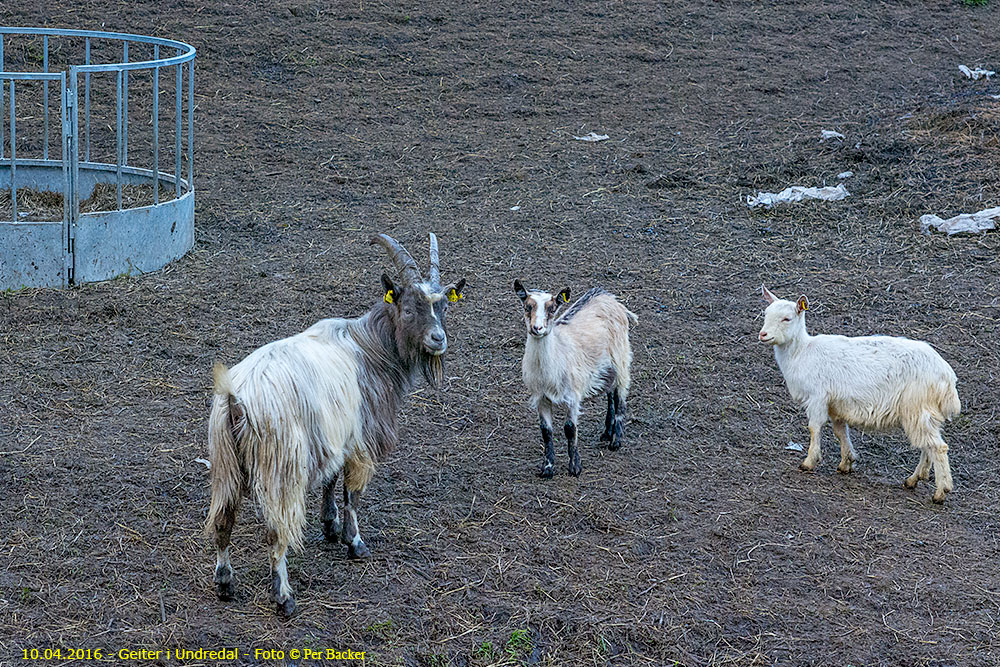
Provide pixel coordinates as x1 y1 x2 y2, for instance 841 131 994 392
514 281 638 477
758 285 960 503
205 233 465 616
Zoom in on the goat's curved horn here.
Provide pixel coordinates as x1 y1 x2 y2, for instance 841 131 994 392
428 232 440 287
370 234 421 285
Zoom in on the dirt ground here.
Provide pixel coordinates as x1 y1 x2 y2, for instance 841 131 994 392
2 1 1000 665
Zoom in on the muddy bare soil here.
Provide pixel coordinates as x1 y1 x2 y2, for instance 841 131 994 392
2 1 1000 665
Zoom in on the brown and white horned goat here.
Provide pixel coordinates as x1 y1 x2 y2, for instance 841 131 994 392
205 233 465 616
759 285 960 503
513 281 637 477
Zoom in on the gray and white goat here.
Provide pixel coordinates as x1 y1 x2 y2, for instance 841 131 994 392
513 280 638 477
205 233 465 616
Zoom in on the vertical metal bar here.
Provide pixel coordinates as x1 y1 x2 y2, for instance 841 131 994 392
116 69 122 209
1 35 5 161
84 37 90 162
152 46 159 205
69 68 80 284
61 72 70 285
43 35 49 160
122 41 128 165
187 59 194 193
175 62 181 198
10 79 16 222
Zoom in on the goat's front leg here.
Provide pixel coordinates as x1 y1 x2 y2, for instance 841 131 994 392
832 420 857 474
537 398 556 478
321 472 341 543
565 401 582 477
800 408 826 472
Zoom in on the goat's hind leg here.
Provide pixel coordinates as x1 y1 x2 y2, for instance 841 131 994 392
600 392 615 444
211 502 239 600
905 414 953 503
321 472 341 543
610 388 627 452
265 527 296 617
833 420 858 474
904 450 931 489
565 402 582 476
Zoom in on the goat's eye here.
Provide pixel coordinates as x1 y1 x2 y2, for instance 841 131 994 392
781 317 791 322
525 305 531 313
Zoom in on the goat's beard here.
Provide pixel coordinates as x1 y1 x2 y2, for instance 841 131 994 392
421 353 444 388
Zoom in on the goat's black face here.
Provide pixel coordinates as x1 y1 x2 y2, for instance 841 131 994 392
382 274 466 356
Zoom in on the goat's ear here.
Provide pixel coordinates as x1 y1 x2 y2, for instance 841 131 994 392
761 284 777 304
796 295 809 313
557 288 571 304
513 279 528 301
445 278 466 303
381 273 400 305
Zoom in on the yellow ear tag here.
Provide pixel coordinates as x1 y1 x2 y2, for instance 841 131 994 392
384 290 394 304
561 293 569 303
448 289 462 303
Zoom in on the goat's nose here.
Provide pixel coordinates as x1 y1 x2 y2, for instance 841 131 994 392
758 331 768 339
430 330 445 343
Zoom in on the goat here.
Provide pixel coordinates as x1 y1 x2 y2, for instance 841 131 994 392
205 233 466 616
513 280 638 477
759 285 960 503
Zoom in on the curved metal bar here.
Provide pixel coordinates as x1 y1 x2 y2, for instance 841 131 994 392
0 28 195 72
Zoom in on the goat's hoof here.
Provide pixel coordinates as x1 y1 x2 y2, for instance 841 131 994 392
932 490 948 504
275 596 296 617
608 439 623 452
599 432 613 443
798 461 817 472
836 462 852 475
537 463 554 479
347 541 372 560
568 460 582 477
214 569 235 600
322 519 342 543
903 476 918 489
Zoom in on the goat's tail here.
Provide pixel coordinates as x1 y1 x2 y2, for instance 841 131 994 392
939 379 961 421
625 308 639 326
204 362 246 537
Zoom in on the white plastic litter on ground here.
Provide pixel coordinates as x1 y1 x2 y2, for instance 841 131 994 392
820 129 845 140
573 132 609 142
920 206 1000 235
837 171 854 179
959 65 995 80
747 184 850 209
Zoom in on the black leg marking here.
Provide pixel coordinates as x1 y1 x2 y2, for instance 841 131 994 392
321 473 341 543
538 419 555 478
342 487 372 560
213 504 237 600
600 392 615 443
610 389 626 451
270 570 295 617
565 419 582 476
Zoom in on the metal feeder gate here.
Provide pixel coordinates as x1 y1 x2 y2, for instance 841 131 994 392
0 28 195 290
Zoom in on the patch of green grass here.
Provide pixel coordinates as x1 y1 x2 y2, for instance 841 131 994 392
472 641 495 659
505 629 531 659
962 0 989 5
365 619 394 639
